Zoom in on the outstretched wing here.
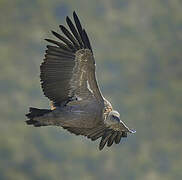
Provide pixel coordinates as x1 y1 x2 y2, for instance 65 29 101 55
63 125 130 151
62 99 135 151
40 12 104 106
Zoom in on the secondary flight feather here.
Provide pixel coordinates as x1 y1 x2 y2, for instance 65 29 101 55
26 11 135 150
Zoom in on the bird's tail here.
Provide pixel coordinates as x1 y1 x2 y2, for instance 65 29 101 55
25 107 52 127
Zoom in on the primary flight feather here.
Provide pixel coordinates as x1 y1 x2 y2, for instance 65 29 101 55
26 11 135 150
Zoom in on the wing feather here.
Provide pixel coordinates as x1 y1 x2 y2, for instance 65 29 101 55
45 39 71 51
82 29 93 52
66 16 83 48
73 11 84 43
59 25 80 49
40 12 103 106
51 30 75 51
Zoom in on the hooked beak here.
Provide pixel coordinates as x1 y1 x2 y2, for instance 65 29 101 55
119 119 136 133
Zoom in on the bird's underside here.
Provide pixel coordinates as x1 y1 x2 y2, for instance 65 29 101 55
26 11 135 150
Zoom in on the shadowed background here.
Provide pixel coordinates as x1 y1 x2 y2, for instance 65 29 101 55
0 0 182 179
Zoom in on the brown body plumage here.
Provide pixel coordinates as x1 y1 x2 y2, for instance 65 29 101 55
26 12 135 150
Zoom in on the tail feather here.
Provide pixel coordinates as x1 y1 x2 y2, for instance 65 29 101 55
25 107 52 127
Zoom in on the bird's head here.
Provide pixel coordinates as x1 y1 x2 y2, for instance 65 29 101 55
104 110 121 130
105 110 136 133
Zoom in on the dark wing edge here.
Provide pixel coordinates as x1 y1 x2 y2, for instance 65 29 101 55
63 125 128 151
40 11 103 106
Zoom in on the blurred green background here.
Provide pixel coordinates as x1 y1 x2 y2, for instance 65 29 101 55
0 0 182 179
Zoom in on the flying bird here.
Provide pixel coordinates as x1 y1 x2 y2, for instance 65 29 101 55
26 12 135 150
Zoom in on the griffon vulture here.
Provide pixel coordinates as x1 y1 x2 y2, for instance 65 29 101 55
26 12 135 150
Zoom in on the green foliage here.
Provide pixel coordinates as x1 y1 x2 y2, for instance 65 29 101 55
0 0 182 179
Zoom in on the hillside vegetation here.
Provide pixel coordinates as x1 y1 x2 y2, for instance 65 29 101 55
0 0 182 179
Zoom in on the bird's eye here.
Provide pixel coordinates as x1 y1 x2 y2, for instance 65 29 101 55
112 115 120 122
